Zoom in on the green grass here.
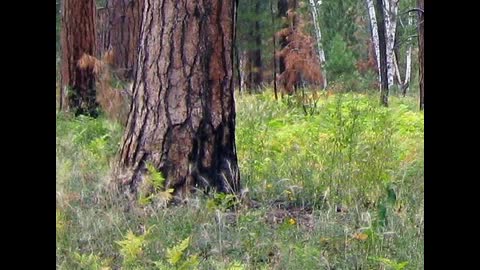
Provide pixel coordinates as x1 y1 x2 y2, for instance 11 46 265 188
56 90 423 269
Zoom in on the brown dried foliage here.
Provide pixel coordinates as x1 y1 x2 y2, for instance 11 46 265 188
78 49 130 124
276 9 323 95
356 40 378 75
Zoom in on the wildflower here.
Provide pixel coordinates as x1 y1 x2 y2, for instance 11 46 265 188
288 218 296 225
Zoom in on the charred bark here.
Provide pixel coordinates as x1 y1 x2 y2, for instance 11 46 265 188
114 1 240 198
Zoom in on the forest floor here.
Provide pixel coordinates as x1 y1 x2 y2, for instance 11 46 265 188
56 89 424 269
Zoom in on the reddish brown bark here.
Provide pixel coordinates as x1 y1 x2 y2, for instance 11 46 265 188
114 1 240 198
98 0 144 81
60 0 98 116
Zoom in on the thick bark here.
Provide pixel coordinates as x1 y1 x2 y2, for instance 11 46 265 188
103 0 144 80
234 43 242 93
245 2 263 91
366 0 381 84
417 0 424 110
114 0 240 197
375 0 389 106
308 0 327 89
60 0 97 116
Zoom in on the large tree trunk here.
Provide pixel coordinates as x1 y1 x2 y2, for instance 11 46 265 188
375 0 389 106
60 0 98 116
245 2 263 92
366 0 381 85
102 0 144 81
114 0 240 198
308 0 327 89
417 0 424 110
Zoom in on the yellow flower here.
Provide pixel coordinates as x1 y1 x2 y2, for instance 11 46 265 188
267 184 273 189
288 218 296 225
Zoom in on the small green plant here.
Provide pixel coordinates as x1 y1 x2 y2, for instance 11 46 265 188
154 236 199 270
206 192 239 211
369 256 409 270
226 261 247 270
72 252 111 270
56 209 67 236
116 226 154 267
138 163 174 206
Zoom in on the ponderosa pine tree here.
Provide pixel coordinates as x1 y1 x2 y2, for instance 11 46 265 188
97 0 144 81
60 0 98 116
114 1 240 199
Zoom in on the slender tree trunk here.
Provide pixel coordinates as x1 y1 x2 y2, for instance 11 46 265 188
394 52 402 85
96 7 109 59
245 2 263 91
417 0 424 110
240 50 247 93
384 0 399 89
366 0 381 86
103 0 144 81
60 0 98 116
402 13 413 96
271 0 278 100
278 0 289 74
308 0 327 89
375 0 389 106
114 0 240 197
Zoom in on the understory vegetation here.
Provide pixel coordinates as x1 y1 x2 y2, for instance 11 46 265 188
57 89 423 269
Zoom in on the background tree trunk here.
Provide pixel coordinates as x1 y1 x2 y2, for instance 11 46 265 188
114 0 240 197
245 2 263 92
402 12 413 96
60 0 98 116
375 0 389 106
278 0 289 74
308 0 327 89
366 0 381 85
96 7 109 59
417 0 424 110
384 0 399 89
103 0 144 81
271 0 278 99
